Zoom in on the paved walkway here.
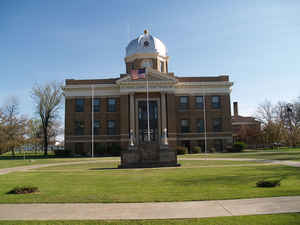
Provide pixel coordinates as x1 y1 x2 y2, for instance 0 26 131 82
1 157 300 175
0 160 118 175
0 196 299 220
180 157 300 167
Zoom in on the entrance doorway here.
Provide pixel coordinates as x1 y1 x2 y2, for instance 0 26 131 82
138 100 158 144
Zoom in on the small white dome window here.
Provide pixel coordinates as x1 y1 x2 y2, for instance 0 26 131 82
141 59 153 68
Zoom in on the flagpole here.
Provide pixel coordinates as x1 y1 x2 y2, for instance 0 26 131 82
146 70 150 142
91 85 94 158
203 89 207 153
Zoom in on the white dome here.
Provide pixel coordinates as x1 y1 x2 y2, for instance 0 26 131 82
126 30 167 57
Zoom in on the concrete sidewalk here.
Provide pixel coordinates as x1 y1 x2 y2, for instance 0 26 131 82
0 196 300 220
0 160 118 175
180 157 300 167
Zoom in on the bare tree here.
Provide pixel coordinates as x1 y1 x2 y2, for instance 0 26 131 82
32 82 63 156
0 111 6 154
277 101 300 147
256 99 300 147
256 100 285 146
256 100 275 124
0 97 27 155
26 119 43 153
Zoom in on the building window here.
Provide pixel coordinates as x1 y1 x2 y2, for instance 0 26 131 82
93 99 100 112
212 96 221 109
181 119 189 133
179 96 189 110
107 98 116 112
213 118 222 132
94 120 100 135
75 99 84 112
195 96 204 109
196 119 204 132
107 120 116 135
160 61 164 72
75 121 84 135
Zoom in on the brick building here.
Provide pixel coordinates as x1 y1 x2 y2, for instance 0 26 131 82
232 102 261 146
64 30 233 155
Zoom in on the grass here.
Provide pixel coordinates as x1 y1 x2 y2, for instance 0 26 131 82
0 162 300 203
0 213 300 225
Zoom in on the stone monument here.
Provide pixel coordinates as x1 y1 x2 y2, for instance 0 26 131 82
119 128 180 168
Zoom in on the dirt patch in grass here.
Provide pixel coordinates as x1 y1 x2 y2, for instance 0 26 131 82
7 186 39 194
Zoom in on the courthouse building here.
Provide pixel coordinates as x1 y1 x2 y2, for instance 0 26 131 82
64 30 233 155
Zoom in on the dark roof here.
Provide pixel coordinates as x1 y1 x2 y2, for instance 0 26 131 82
65 75 229 85
176 76 229 82
66 78 118 85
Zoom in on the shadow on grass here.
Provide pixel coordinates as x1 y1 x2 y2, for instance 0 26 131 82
89 168 120 171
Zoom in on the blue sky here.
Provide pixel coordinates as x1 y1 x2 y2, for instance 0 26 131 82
0 0 299 119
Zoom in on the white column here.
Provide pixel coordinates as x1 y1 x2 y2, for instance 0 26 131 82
130 93 135 131
161 92 167 131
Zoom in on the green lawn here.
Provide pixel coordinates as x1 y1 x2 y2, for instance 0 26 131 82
1 213 300 225
1 162 299 203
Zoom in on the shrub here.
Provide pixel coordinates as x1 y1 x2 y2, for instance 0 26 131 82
107 143 122 156
94 144 106 156
176 146 188 155
256 179 281 188
209 147 216 153
54 150 70 156
232 142 247 152
191 146 201 154
7 186 39 194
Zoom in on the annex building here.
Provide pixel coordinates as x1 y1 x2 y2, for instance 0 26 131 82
64 30 233 155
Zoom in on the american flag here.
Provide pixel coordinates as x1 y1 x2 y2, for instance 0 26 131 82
131 68 146 80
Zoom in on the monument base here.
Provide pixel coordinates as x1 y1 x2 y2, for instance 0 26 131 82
118 143 180 168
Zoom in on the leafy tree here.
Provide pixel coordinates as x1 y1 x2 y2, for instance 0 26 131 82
31 82 63 156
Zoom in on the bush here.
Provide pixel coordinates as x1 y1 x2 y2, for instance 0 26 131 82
256 179 281 188
54 150 70 156
176 146 188 155
107 143 122 156
232 142 247 152
7 186 39 194
209 147 216 153
94 143 106 156
191 146 201 154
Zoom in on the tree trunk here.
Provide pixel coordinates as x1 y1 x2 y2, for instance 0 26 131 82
43 127 48 156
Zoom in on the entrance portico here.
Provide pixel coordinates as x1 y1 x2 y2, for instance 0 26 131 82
117 67 177 148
